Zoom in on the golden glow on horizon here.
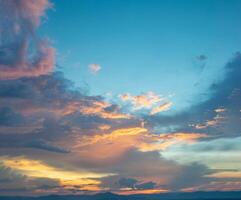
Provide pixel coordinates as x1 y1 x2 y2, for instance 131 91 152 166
2 157 112 189
116 188 169 195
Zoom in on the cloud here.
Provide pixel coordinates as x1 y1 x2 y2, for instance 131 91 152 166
78 101 131 119
103 176 156 191
0 107 24 126
97 149 180 191
73 126 207 163
135 181 156 190
182 181 241 192
161 136 241 176
0 162 60 195
118 177 138 188
89 64 101 74
0 71 136 157
207 171 241 179
25 140 70 153
0 156 113 194
0 135 70 153
120 92 162 109
138 132 207 152
195 53 241 137
2 157 110 180
150 102 173 115
96 148 214 194
146 53 241 139
168 162 212 191
191 108 226 129
98 124 111 130
120 92 172 115
0 0 55 80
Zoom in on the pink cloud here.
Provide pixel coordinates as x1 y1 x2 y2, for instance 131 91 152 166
89 64 101 74
0 0 55 80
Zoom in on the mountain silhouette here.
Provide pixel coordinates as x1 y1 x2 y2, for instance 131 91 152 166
1 191 241 200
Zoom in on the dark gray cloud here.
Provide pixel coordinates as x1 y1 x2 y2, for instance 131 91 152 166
118 178 138 188
25 139 70 153
0 72 135 153
101 176 156 190
88 148 213 192
0 134 69 153
168 163 213 191
136 181 156 190
0 107 24 126
146 52 241 139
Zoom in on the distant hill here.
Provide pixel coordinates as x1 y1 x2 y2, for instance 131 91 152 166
1 191 241 200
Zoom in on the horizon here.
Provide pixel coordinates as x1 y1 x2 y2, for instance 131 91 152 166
2 191 241 198
0 0 241 197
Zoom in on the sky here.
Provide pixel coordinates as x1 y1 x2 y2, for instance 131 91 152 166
0 0 241 196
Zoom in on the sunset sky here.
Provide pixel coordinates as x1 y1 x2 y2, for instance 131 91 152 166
0 0 241 196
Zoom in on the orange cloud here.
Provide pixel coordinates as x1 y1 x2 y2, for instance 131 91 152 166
98 124 111 130
2 157 112 190
150 102 173 115
116 188 169 195
73 127 207 159
206 171 241 179
82 127 147 145
120 92 173 115
78 101 131 119
120 92 162 109
193 108 226 129
138 132 207 152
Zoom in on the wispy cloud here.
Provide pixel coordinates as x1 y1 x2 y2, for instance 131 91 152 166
89 64 101 74
150 102 173 115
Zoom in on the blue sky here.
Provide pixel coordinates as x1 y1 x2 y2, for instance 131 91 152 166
41 0 241 111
